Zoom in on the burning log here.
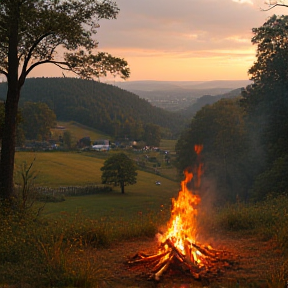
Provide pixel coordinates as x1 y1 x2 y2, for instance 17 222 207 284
128 236 235 281
128 145 236 281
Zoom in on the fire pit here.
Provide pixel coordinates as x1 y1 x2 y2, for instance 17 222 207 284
128 145 235 281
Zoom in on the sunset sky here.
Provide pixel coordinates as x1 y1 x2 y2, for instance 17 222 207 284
30 0 287 82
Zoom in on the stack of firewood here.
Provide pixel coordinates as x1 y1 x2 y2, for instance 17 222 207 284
128 237 236 281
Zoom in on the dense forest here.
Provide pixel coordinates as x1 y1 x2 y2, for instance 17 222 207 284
176 14 288 204
0 78 188 140
0 77 241 142
181 88 243 119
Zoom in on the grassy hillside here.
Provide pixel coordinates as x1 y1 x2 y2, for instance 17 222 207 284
50 121 179 180
0 77 185 138
15 151 104 187
15 151 178 186
52 121 177 146
43 171 179 219
51 121 111 145
14 150 179 219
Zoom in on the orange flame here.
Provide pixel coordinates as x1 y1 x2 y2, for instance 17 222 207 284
160 144 204 264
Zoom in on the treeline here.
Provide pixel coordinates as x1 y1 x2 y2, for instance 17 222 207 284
176 14 288 204
0 78 187 140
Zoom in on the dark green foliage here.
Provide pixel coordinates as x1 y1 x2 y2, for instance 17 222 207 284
252 155 288 200
143 123 161 147
19 101 56 141
176 15 288 203
62 130 72 149
0 77 186 139
240 15 288 201
0 0 129 201
182 88 243 119
101 152 137 193
176 98 249 203
248 15 288 88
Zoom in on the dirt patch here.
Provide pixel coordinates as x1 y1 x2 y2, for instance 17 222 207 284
93 231 283 288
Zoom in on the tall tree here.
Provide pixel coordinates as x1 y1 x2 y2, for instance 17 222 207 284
0 0 129 202
176 98 249 202
248 15 288 89
242 15 288 163
101 153 137 194
143 123 161 147
19 101 56 140
241 14 288 200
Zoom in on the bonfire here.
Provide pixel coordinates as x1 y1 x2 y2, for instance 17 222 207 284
128 145 234 281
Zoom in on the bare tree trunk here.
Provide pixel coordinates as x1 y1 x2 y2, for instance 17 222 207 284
0 5 20 203
0 94 19 201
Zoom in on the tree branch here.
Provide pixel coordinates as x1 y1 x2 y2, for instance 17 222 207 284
19 32 55 85
261 3 288 11
25 59 71 77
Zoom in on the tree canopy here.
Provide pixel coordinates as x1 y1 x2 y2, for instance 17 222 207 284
101 153 137 194
249 15 288 88
176 98 249 203
240 14 288 200
175 14 288 203
0 77 186 139
19 101 56 141
143 123 161 147
0 0 130 80
0 0 129 202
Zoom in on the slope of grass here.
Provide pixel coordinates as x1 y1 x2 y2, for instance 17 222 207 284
14 150 179 217
43 171 179 219
15 151 105 187
51 121 111 146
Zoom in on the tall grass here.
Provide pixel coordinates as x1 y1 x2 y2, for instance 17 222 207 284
0 201 170 287
204 196 288 287
210 196 288 243
2 194 288 287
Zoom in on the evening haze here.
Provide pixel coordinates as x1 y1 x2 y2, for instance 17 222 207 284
29 0 287 82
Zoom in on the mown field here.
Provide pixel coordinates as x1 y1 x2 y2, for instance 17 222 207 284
14 149 179 219
15 121 179 219
51 121 111 145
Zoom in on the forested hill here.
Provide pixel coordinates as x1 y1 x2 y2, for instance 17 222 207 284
181 88 243 118
0 77 187 139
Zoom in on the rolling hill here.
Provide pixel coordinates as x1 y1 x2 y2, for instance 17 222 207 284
0 77 187 139
0 78 246 140
112 80 251 111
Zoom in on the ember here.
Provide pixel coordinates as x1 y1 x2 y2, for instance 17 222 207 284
128 145 235 281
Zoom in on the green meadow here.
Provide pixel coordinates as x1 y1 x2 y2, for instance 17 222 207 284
14 150 180 219
15 151 105 187
1 149 287 287
51 121 110 145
